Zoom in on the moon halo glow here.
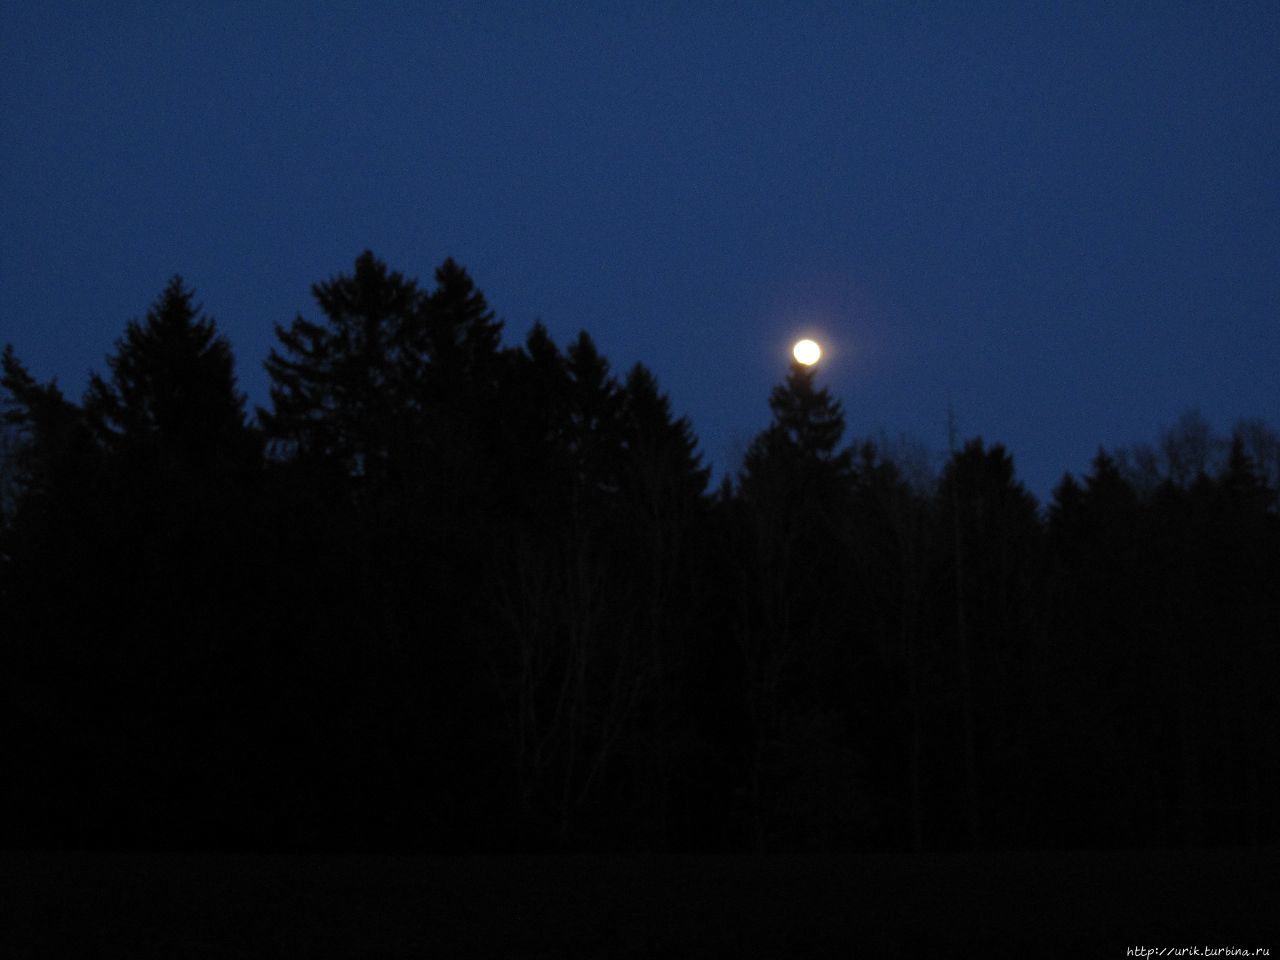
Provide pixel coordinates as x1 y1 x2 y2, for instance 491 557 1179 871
792 338 821 366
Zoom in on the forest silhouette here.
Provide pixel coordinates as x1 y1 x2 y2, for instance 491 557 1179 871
2 252 1277 855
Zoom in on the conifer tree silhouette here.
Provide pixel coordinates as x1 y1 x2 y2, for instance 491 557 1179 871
3 280 263 849
1 345 99 518
261 251 421 488
741 360 850 493
84 276 255 471
0 346 103 660
414 256 504 402
734 359 859 850
937 439 1040 849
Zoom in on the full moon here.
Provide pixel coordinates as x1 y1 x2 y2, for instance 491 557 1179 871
792 338 821 365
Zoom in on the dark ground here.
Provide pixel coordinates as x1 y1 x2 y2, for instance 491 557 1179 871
4 848 1277 957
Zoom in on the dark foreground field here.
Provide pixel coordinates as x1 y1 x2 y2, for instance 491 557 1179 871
4 848 1277 957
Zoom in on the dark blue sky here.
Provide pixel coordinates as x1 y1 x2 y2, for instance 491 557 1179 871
4 3 1277 501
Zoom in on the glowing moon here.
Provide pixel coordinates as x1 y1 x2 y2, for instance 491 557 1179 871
792 338 821 365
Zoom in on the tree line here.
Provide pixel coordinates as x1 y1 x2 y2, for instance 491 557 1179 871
2 251 1277 854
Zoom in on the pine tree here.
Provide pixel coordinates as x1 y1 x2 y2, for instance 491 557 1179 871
739 360 851 508
733 359 860 850
78 277 260 658
937 439 1042 848
6 284 260 849
1218 435 1275 515
414 257 504 403
77 276 260 657
620 362 709 508
1 346 99 513
261 251 421 485
487 322 571 524
1 346 105 638
84 276 255 473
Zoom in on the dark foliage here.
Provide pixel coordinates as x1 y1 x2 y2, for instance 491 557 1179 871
2 256 1277 855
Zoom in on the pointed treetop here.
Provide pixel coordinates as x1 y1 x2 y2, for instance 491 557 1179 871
621 361 709 499
738 359 850 503
765 360 847 461
316 251 418 317
84 276 247 459
261 251 424 471
1083 447 1137 512
564 331 623 434
1049 472 1084 523
1 345 86 451
2 345 68 432
941 438 1039 522
426 256 502 367
523 321 562 368
1219 435 1275 513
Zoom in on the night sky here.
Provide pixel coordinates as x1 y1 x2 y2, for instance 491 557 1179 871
3 3 1277 501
